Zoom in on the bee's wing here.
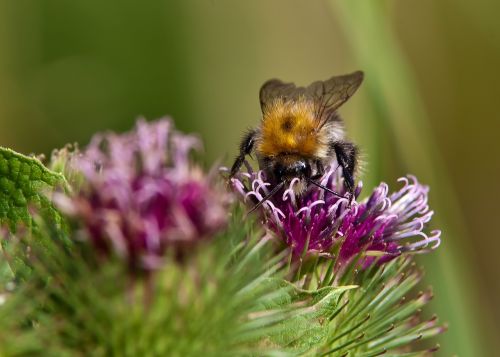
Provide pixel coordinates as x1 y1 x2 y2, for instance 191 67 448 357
259 79 306 112
307 71 364 128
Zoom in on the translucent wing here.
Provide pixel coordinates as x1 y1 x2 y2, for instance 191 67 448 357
307 71 364 127
259 79 306 112
259 71 364 120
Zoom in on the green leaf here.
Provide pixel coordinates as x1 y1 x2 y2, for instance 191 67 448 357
0 147 66 231
264 285 357 352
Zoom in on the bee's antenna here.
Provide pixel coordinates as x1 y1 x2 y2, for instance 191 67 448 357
306 178 344 199
246 182 285 216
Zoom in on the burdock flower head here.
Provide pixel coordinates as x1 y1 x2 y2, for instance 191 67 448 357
56 118 229 271
230 162 440 267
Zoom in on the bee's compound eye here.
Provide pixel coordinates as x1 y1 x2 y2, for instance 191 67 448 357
278 165 286 178
296 161 306 171
303 162 312 177
273 163 286 181
294 161 311 177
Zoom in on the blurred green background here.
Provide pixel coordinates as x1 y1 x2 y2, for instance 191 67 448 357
0 0 497 355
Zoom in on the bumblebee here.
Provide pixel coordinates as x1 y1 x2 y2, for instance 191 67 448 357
230 71 364 211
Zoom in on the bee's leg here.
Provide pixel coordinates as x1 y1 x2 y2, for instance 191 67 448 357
332 141 358 196
311 160 325 180
230 129 257 177
308 160 345 199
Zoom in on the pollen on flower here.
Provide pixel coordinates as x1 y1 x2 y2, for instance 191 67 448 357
55 118 230 271
229 161 441 268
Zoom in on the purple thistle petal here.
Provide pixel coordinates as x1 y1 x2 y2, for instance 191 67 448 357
55 118 230 272
230 162 441 269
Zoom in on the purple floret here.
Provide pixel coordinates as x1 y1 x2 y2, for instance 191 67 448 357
55 118 229 271
230 162 440 268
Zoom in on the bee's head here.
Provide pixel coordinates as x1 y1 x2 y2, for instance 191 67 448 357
272 157 312 183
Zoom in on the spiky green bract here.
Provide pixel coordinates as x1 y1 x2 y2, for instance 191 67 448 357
0 206 443 356
278 238 446 356
0 208 321 356
1 210 238 355
48 145 85 189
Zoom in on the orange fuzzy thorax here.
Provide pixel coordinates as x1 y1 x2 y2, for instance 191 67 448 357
257 97 325 158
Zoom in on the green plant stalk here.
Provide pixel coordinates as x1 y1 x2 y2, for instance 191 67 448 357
329 1 484 355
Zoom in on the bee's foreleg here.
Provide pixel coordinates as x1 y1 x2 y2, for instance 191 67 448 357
311 160 325 180
230 129 257 177
331 141 358 194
